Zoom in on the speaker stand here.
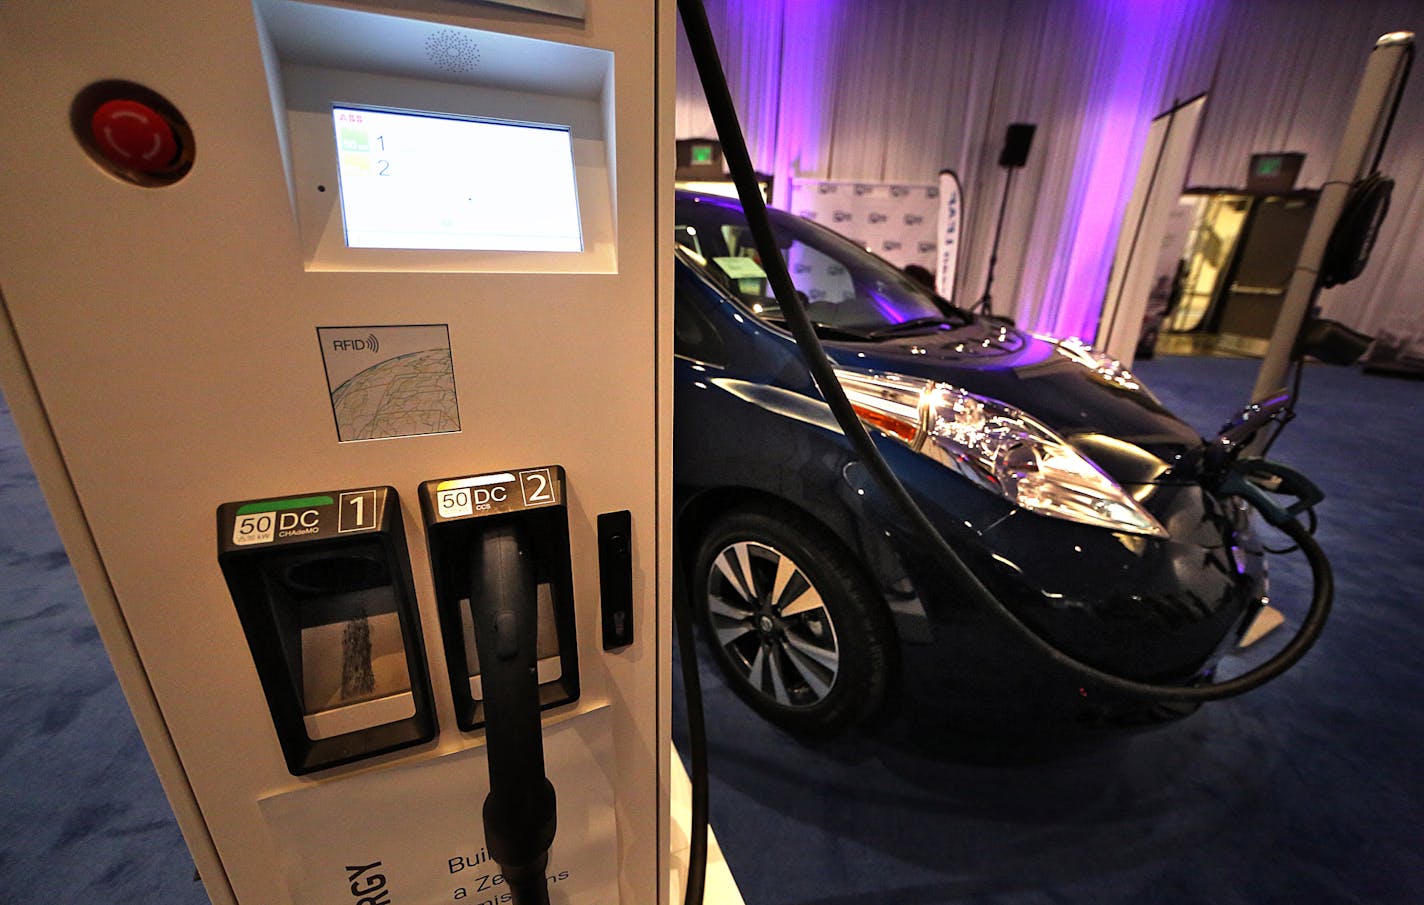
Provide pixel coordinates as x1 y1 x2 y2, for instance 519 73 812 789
973 166 1016 317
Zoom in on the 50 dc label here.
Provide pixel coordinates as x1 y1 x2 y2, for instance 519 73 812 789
436 484 508 517
427 467 562 522
234 508 322 544
233 512 277 545
225 492 380 547
436 472 516 518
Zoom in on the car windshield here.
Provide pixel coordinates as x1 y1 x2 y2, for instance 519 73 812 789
675 195 963 335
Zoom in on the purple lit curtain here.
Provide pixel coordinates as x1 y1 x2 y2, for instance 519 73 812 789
677 0 1225 338
676 0 842 187
677 0 1424 343
1040 0 1227 340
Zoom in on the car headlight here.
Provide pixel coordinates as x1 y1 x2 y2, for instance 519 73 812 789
836 369 1168 539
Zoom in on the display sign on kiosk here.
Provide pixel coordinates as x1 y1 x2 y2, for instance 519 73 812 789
271 3 621 275
331 105 583 252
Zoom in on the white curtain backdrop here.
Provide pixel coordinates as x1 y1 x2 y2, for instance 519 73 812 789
676 0 1424 342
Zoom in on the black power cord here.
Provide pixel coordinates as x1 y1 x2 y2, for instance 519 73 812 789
1320 172 1395 288
677 0 1332 704
672 534 708 905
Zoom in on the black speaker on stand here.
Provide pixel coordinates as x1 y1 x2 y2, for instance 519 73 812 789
974 123 1035 317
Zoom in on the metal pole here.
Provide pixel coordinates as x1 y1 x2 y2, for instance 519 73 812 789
1251 31 1414 402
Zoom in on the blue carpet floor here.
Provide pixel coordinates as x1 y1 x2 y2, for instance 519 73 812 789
0 396 207 901
2 355 1421 903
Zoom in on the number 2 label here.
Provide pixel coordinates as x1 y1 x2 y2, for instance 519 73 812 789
519 469 556 506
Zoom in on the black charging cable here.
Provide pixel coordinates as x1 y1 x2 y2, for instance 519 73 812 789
672 533 709 905
470 523 556 905
678 0 1332 704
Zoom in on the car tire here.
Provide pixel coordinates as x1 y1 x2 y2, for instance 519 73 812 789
692 504 894 736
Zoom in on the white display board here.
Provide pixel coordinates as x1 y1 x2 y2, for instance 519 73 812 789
787 178 940 271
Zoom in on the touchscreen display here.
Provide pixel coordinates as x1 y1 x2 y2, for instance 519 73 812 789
332 106 583 252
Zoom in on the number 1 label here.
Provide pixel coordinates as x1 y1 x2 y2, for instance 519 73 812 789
338 490 378 532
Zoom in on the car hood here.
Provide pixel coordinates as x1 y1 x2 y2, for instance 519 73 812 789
823 322 1206 485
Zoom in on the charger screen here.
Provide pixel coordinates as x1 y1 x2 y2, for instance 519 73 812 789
332 105 583 252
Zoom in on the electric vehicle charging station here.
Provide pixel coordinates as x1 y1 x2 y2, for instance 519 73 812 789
3 0 1399 899
0 1 678 903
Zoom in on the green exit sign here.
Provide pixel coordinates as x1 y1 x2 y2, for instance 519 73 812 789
1255 157 1283 176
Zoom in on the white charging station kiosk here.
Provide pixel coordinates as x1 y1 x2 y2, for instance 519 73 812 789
0 2 675 903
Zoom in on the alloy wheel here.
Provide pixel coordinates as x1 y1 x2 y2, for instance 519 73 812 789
705 540 841 708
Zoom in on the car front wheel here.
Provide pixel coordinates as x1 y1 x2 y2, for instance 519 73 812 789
692 504 894 735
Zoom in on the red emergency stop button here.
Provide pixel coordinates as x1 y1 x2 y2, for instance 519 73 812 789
90 98 179 173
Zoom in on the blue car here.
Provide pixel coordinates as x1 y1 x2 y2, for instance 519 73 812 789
672 191 1270 735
